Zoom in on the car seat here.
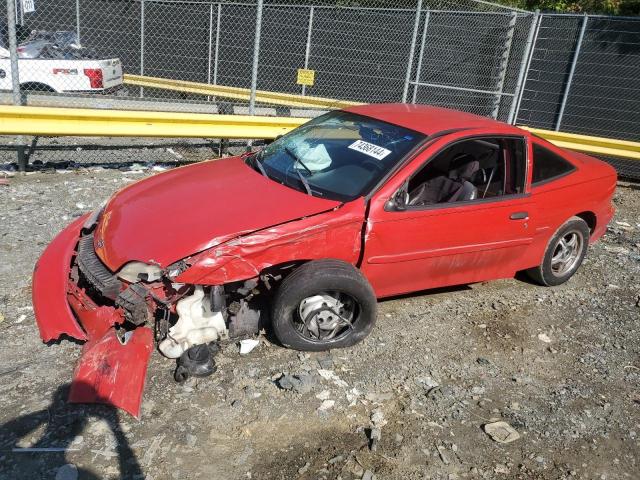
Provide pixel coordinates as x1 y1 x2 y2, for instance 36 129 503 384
407 153 479 206
447 153 479 202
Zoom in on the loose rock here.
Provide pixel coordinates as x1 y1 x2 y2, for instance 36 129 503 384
276 373 315 394
483 421 521 444
55 464 78 480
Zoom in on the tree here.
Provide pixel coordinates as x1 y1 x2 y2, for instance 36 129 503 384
510 0 639 14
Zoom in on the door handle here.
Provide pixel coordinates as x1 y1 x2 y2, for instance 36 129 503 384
510 211 529 220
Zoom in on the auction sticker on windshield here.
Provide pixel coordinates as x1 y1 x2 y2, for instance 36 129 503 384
348 140 391 160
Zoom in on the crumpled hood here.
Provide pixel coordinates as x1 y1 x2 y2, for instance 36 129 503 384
94 156 340 271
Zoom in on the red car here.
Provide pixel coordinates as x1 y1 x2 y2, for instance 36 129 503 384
33 104 616 416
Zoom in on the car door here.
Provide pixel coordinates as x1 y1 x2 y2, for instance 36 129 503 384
361 131 537 298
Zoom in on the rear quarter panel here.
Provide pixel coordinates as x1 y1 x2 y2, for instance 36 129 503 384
524 143 617 269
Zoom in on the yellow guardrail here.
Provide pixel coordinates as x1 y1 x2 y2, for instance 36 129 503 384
0 105 637 161
123 74 362 110
521 126 640 160
0 105 305 138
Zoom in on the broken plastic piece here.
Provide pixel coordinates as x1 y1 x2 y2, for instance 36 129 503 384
69 326 153 418
239 338 260 355
158 286 227 358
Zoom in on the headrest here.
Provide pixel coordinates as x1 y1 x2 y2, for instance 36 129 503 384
449 153 479 181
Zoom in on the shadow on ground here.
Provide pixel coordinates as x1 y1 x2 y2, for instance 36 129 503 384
0 382 142 479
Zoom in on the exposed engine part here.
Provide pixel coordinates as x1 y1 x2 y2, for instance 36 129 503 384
210 285 226 312
155 307 170 343
228 298 261 338
116 283 153 326
236 278 259 296
158 286 227 358
174 343 218 383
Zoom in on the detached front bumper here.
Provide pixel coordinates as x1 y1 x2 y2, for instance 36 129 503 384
32 215 153 418
33 215 90 342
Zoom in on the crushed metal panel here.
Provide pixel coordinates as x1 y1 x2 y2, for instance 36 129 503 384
69 326 153 418
175 198 366 286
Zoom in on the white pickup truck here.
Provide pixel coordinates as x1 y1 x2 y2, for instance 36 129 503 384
0 30 123 94
0 56 123 93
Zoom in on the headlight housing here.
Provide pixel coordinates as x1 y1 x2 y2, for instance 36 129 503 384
117 261 163 283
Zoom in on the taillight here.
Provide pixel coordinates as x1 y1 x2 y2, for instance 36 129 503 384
83 68 104 89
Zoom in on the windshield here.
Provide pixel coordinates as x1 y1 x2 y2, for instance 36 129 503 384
248 111 426 202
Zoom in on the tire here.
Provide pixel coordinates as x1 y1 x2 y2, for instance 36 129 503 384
20 83 55 93
271 259 377 351
526 216 590 286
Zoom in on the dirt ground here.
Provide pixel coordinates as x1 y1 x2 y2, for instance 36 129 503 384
0 164 638 480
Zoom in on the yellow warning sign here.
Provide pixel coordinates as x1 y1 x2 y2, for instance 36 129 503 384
296 68 315 86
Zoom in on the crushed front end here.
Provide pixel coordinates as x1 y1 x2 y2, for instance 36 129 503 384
32 212 266 418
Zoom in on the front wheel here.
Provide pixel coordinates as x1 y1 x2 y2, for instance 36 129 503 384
526 216 590 286
271 259 377 351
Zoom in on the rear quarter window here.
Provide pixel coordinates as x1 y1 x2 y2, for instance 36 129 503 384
532 143 575 185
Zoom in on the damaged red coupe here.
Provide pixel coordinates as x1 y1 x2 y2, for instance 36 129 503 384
33 104 617 416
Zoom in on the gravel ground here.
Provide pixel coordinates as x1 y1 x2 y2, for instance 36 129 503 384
0 165 638 480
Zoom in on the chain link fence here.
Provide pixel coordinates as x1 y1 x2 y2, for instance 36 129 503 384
0 0 638 178
514 13 640 178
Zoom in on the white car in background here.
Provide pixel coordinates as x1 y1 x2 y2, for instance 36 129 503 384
0 29 123 94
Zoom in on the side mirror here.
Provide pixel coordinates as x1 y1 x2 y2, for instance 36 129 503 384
385 189 407 212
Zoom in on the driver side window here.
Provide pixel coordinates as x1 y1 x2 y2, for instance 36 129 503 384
405 136 526 207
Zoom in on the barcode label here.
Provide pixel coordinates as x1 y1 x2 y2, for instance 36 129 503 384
348 140 391 160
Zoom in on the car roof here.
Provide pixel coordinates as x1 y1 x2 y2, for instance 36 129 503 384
344 103 524 137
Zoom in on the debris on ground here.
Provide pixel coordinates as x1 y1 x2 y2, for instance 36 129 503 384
368 408 386 451
436 443 450 465
0 169 638 479
537 332 552 343
368 427 381 451
315 390 331 400
317 399 335 412
362 470 376 480
238 338 260 355
483 421 521 444
317 368 349 388
364 392 393 403
316 352 334 369
276 372 316 394
370 409 387 427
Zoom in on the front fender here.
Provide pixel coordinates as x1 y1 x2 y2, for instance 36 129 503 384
175 199 366 285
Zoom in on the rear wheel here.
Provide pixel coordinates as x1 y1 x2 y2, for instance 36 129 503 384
526 216 590 286
20 82 55 93
271 259 377 351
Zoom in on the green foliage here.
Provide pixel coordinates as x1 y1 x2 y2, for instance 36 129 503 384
330 0 639 15
506 0 639 14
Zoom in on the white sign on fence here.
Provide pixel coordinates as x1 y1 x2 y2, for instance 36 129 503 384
22 0 35 14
